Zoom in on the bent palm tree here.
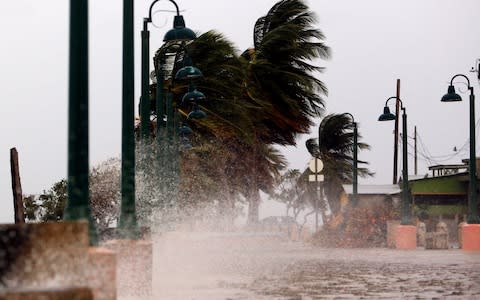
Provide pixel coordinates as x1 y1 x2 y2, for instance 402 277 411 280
241 0 330 223
179 31 289 224
306 113 373 215
242 0 330 146
151 0 330 225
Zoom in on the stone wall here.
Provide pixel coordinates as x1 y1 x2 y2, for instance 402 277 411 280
0 222 89 289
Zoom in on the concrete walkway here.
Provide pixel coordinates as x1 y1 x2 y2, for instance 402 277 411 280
127 232 480 299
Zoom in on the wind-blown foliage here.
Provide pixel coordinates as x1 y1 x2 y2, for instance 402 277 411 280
271 169 307 220
23 180 67 222
244 0 330 145
29 0 330 229
23 159 121 232
306 113 373 215
148 0 330 225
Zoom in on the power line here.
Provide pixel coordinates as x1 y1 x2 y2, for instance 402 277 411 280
412 118 480 165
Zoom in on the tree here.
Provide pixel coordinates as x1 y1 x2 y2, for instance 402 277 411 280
89 158 120 231
244 144 287 224
241 0 330 223
242 0 330 145
271 169 307 220
306 113 373 216
156 30 254 226
149 0 330 225
23 195 38 221
23 159 120 232
41 180 67 221
23 180 67 222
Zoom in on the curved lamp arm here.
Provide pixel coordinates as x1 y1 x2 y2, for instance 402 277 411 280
144 0 181 30
343 112 355 124
385 96 407 115
148 0 180 22
450 74 472 88
385 96 404 109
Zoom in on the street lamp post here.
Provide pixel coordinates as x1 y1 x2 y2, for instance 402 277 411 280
141 0 196 140
378 96 416 249
140 1 206 221
118 0 139 238
152 45 206 210
117 0 197 229
441 75 479 225
64 0 98 245
378 97 411 225
344 113 358 206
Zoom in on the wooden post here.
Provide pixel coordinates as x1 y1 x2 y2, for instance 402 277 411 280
10 147 25 223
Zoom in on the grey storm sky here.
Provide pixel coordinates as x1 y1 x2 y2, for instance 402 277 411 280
1 0 479 223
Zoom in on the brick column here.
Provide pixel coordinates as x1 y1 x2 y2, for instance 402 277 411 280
0 222 89 288
104 239 153 297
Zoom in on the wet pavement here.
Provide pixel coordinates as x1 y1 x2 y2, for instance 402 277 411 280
145 233 480 299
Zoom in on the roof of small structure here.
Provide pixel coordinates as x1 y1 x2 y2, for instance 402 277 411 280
342 184 401 195
428 164 467 171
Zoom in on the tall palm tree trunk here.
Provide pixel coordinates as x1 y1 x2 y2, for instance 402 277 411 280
247 189 261 225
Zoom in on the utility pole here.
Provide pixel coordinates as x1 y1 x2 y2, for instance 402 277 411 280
392 79 401 184
414 126 418 175
10 148 25 224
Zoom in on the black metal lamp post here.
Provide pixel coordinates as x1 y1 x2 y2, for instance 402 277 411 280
137 1 206 221
441 74 480 224
344 113 358 206
156 48 206 162
117 0 140 238
140 0 196 140
65 0 98 245
153 44 205 158
117 0 198 236
378 97 412 225
147 48 206 222
141 0 202 198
